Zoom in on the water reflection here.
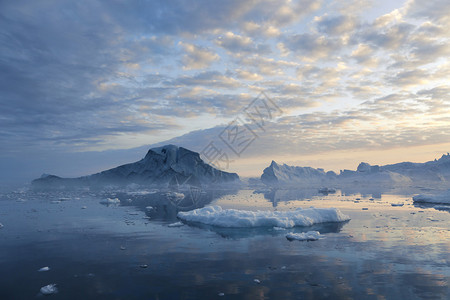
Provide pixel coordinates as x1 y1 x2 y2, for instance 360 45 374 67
414 202 450 213
184 221 348 239
109 188 239 220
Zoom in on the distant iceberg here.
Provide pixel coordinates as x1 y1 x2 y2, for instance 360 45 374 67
413 190 450 204
260 154 450 187
177 206 350 228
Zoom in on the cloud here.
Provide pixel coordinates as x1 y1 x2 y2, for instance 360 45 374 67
315 14 359 36
179 42 219 70
281 33 343 61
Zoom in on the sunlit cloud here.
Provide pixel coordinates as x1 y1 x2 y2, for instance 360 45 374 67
0 0 449 181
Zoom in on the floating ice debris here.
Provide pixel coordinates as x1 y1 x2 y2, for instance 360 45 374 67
166 192 185 201
413 190 450 204
318 187 336 194
126 190 158 195
254 279 261 284
38 266 50 272
145 206 154 212
81 206 87 209
281 266 287 270
218 292 225 296
178 206 350 228
139 264 148 268
273 226 287 231
286 231 321 241
168 221 184 227
40 284 58 295
120 246 126 250
0 223 3 229
100 198 120 204
391 203 404 207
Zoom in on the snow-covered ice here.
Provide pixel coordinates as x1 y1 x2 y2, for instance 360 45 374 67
413 190 450 204
40 284 58 295
286 231 321 241
168 221 184 227
100 198 120 204
177 206 350 228
38 266 50 272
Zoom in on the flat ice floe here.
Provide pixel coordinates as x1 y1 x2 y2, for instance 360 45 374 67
286 231 321 241
177 206 350 228
40 284 58 295
100 198 120 204
413 190 450 204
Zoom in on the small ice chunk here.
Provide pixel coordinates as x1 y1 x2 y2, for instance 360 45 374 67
140 264 148 268
38 266 50 272
100 198 120 204
273 226 286 231
391 203 404 207
286 231 321 241
0 223 3 229
218 292 225 296
40 284 58 295
81 206 87 209
168 221 184 227
166 192 185 200
145 206 154 212
254 279 261 284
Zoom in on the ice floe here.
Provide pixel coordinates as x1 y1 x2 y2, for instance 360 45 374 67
40 284 58 295
38 266 50 272
177 206 350 228
168 221 184 227
286 231 321 241
413 190 450 204
100 198 120 204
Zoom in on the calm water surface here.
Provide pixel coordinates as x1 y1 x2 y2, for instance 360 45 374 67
0 186 449 299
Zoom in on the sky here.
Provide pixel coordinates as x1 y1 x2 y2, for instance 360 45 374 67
0 0 449 184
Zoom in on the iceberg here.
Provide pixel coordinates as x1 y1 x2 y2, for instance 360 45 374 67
286 231 321 241
32 144 239 189
413 190 450 204
260 157 450 186
177 206 350 228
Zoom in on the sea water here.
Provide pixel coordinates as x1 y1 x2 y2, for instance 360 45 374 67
0 186 448 299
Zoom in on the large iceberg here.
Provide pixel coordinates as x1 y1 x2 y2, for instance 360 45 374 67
32 145 239 188
177 206 350 228
260 154 450 187
412 190 450 204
